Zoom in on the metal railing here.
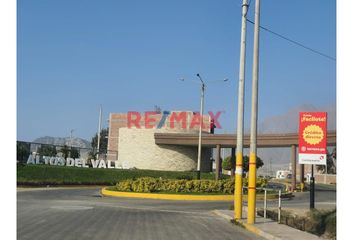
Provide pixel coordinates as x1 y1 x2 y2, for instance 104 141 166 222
241 186 285 223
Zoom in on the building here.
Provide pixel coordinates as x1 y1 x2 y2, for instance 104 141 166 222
107 111 212 171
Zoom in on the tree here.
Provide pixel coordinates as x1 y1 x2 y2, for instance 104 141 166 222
37 145 57 157
59 145 70 159
222 155 264 174
17 142 30 162
59 145 80 159
317 148 336 174
91 128 109 153
70 147 80 159
242 155 264 173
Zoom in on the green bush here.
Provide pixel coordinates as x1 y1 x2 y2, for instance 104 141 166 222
113 177 268 194
222 157 232 170
17 165 225 185
115 178 231 193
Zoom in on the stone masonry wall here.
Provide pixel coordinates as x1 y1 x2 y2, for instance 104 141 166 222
118 128 211 171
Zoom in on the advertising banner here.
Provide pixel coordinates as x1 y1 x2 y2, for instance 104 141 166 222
299 112 327 165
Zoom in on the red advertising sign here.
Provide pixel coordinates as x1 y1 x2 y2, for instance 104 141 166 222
299 112 327 165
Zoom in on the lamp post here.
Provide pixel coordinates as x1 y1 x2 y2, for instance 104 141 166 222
196 73 205 180
96 105 102 160
181 74 228 180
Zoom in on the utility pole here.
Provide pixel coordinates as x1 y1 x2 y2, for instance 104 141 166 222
96 105 102 159
235 0 249 220
248 0 260 224
310 165 315 209
196 73 205 180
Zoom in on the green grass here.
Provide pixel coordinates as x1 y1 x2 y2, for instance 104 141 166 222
17 164 228 185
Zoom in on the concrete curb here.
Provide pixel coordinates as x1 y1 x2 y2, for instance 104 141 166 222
101 188 293 201
101 187 234 201
212 210 282 240
17 186 104 192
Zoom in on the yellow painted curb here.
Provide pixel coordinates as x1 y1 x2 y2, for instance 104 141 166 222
101 187 234 201
242 223 262 235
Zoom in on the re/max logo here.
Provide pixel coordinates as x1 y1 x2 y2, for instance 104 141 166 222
127 111 222 129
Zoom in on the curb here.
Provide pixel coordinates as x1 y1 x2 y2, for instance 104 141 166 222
101 187 234 201
212 210 282 240
240 223 281 240
17 186 105 192
101 188 293 201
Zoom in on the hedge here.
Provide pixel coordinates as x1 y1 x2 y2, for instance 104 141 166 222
111 177 269 194
17 164 227 185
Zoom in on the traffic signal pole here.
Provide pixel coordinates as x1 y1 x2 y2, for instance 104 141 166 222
248 0 260 224
235 0 249 220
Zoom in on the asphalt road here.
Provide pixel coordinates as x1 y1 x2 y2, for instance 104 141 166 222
17 187 263 240
281 183 336 210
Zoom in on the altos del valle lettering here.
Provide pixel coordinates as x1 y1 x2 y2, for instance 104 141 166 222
27 154 119 169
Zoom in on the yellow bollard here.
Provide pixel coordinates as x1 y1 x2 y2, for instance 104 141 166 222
235 152 243 219
247 153 257 224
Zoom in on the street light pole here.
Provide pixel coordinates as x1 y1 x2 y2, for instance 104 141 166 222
196 73 205 180
96 105 102 159
180 75 228 180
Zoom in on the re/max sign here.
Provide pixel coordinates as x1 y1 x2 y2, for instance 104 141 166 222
127 111 223 129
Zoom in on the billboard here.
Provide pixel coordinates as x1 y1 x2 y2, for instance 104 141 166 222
299 112 327 165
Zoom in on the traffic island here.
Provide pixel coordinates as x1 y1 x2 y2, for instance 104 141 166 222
101 177 292 201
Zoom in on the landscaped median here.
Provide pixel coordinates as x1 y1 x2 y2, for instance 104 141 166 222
17 164 291 201
100 177 282 201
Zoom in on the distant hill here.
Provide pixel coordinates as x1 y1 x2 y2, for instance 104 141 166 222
33 136 91 149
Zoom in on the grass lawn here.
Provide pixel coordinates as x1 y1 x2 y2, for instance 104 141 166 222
17 164 228 185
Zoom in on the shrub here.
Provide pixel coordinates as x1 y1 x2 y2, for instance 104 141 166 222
307 209 336 238
176 175 193 180
257 208 336 239
114 177 267 194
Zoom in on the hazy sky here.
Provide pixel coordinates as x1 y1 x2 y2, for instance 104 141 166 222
17 0 336 141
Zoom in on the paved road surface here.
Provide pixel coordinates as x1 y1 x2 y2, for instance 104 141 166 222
281 183 336 210
17 187 263 240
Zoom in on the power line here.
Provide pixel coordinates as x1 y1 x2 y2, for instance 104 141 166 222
246 19 336 62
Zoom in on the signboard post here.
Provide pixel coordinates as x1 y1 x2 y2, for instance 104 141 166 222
299 112 327 209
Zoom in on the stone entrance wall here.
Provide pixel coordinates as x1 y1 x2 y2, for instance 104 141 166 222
117 128 211 171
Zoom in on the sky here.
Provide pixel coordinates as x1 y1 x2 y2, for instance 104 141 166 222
17 0 336 142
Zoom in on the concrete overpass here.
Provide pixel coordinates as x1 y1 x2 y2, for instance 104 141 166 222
154 131 336 148
154 131 336 191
